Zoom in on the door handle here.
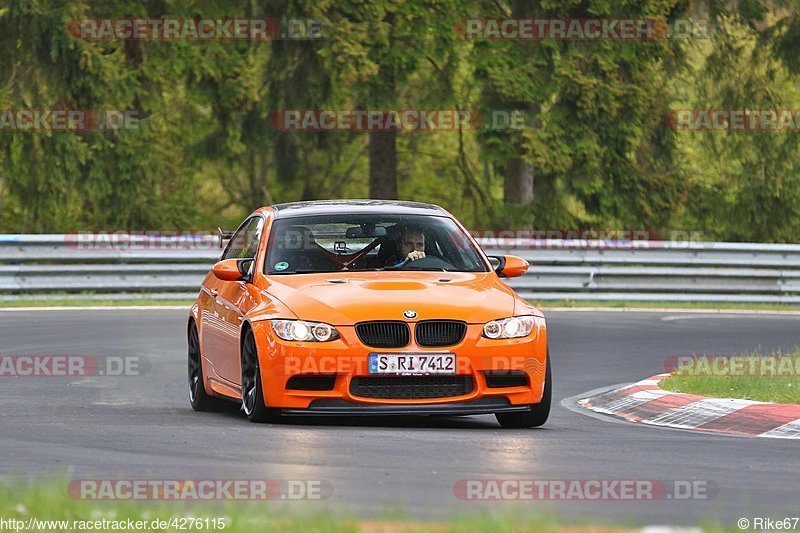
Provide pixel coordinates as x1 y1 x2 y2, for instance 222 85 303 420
209 288 219 297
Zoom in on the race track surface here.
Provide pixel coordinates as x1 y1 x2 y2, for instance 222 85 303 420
1 309 798 525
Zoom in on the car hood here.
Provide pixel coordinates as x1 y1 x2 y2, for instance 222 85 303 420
262 271 517 325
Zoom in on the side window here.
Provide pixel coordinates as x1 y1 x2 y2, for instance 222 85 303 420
222 217 264 260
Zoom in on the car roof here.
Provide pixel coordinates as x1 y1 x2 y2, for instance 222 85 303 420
268 200 449 219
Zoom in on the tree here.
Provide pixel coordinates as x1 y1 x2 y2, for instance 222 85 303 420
472 0 689 231
319 0 463 199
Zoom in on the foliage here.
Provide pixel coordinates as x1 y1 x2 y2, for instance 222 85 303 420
1 0 800 241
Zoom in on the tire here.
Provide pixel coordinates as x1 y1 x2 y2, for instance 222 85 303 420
188 321 228 412
495 350 552 429
240 328 281 423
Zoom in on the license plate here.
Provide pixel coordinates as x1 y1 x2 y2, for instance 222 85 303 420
369 353 456 375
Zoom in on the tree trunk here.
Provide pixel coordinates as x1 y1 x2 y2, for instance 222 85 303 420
369 130 398 199
504 157 534 206
502 0 535 208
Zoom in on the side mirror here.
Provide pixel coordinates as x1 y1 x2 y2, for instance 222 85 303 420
212 259 253 282
488 255 528 278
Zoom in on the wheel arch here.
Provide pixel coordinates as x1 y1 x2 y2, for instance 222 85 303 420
239 320 254 361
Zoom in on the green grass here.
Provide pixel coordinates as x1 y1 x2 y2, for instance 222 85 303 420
0 478 741 533
660 348 800 403
530 299 800 311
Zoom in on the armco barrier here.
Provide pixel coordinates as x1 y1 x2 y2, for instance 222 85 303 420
1 235 800 303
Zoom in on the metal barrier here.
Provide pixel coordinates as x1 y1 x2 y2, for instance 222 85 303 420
2 234 800 303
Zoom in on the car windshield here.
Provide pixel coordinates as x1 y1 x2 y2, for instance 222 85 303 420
264 214 489 274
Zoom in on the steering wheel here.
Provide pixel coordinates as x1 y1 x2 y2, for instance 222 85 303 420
394 256 455 270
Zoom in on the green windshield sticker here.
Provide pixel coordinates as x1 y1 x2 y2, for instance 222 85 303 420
274 261 289 271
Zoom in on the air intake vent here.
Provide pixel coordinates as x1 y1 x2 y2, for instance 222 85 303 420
286 374 337 391
483 371 528 388
350 375 474 399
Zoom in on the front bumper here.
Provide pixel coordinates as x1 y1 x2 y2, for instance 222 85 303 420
281 397 531 416
252 319 548 411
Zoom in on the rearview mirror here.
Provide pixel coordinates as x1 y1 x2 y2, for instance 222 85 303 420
217 227 234 249
345 225 387 238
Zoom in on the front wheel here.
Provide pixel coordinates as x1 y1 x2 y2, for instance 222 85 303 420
495 350 551 429
241 328 281 423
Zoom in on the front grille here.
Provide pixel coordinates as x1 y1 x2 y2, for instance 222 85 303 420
286 374 337 391
355 321 410 348
415 320 467 347
350 376 474 399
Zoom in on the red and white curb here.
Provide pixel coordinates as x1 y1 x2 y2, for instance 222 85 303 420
578 373 800 439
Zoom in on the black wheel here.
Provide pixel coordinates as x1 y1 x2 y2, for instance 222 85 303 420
241 328 280 423
495 350 552 429
188 321 228 411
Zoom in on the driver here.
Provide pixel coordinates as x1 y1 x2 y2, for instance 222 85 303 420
399 228 426 262
385 226 427 266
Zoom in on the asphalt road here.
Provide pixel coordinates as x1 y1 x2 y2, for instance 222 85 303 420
1 308 799 526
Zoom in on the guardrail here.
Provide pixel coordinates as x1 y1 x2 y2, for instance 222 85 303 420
2 234 800 303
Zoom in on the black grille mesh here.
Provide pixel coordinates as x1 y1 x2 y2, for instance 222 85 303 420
286 374 337 391
355 321 411 348
350 375 474 399
415 320 467 347
483 371 528 388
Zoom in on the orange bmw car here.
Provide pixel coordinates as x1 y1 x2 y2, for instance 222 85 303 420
188 200 550 428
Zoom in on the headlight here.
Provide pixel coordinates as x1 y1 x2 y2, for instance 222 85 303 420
483 316 536 339
271 320 340 342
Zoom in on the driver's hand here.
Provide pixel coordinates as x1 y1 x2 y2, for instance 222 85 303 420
405 250 426 262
